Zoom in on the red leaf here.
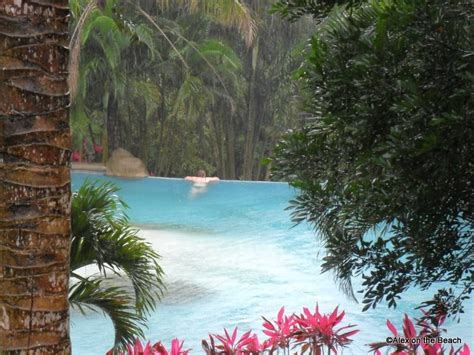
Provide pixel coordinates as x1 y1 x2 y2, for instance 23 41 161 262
263 321 275 331
278 306 285 323
403 314 416 338
231 327 238 345
339 329 359 338
263 330 276 337
386 319 398 336
460 344 471 355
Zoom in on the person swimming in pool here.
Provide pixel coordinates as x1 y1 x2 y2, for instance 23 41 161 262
185 170 219 197
184 170 220 185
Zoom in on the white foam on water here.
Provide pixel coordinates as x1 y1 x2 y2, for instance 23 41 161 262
71 227 473 354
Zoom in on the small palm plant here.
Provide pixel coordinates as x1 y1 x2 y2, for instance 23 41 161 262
69 181 165 349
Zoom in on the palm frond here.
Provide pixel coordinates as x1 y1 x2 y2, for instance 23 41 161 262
171 0 256 46
196 39 242 71
134 3 189 70
157 23 236 111
130 79 162 119
133 23 159 60
71 181 165 316
69 277 146 348
171 74 211 119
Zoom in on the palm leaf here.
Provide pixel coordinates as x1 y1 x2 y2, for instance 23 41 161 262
196 39 242 71
130 79 162 119
71 181 165 316
134 23 158 60
170 0 256 46
69 277 146 348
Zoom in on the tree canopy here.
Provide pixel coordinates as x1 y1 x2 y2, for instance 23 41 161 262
272 0 473 318
70 0 311 180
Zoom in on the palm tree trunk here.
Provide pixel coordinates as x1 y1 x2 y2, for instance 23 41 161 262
225 114 236 180
242 37 259 180
217 114 226 179
155 86 167 175
107 91 119 154
264 160 273 181
0 1 71 353
139 98 149 167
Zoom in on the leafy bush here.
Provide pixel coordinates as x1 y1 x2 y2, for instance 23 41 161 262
114 305 471 354
107 338 190 355
272 0 473 318
117 304 359 354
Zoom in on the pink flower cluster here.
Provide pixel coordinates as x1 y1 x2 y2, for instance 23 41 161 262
256 305 358 354
370 313 470 355
111 305 471 355
107 338 190 355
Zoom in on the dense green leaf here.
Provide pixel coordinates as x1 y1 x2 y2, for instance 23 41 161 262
273 0 473 318
70 181 165 348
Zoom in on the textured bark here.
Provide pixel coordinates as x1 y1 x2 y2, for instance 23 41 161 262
242 38 259 180
225 114 236 180
0 0 71 353
106 91 119 155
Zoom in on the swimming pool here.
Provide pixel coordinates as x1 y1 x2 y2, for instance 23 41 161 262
70 172 473 354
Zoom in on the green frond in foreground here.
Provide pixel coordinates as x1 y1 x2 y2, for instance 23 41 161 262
69 277 146 348
70 181 165 347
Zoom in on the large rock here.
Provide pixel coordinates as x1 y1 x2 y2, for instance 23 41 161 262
106 148 148 178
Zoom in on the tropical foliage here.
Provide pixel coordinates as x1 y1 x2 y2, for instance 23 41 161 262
115 304 359 355
272 0 473 319
370 313 471 355
70 0 309 180
70 181 164 348
116 305 471 354
109 338 190 355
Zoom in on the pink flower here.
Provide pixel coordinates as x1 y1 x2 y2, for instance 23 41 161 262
203 327 256 354
72 150 81 162
241 334 273 354
370 313 471 355
460 344 471 355
402 314 417 339
152 341 169 355
262 306 295 349
293 304 358 351
107 338 158 355
169 338 190 355
108 338 190 355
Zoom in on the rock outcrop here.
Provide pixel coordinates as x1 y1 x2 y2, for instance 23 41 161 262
106 148 148 178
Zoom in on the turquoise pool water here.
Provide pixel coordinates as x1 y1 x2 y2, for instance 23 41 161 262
70 172 473 354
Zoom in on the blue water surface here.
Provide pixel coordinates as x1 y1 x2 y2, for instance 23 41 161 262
70 172 473 354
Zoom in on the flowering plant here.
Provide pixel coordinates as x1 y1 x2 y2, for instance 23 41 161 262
202 327 272 354
107 338 190 355
262 306 295 351
292 305 359 354
369 313 470 355
111 305 470 355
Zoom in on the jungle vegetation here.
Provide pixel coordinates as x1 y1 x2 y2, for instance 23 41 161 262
70 0 312 180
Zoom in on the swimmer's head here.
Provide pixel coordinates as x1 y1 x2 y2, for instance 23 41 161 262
197 169 206 178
